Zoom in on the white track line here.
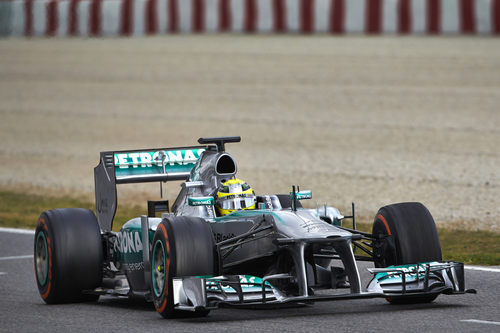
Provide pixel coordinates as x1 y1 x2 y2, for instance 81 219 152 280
464 266 500 273
461 319 500 326
0 227 35 235
0 255 33 261
0 272 7 276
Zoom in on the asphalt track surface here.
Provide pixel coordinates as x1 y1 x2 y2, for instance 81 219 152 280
1 229 499 332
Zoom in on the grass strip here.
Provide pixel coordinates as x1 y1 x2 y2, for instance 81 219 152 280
1 191 498 265
353 223 499 266
0 191 142 232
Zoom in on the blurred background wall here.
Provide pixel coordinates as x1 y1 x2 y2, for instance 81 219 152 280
1 0 499 230
1 0 499 37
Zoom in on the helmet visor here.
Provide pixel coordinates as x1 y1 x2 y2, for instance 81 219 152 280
218 197 256 211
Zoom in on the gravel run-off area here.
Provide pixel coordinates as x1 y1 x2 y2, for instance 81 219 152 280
0 36 498 231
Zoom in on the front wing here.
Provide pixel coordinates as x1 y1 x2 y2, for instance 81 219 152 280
172 261 470 311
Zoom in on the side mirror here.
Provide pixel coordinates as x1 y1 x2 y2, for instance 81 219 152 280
318 206 344 226
188 196 215 206
290 190 312 201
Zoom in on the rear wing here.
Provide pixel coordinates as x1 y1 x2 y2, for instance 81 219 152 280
94 146 206 231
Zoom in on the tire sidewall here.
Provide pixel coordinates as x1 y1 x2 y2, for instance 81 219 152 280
151 221 176 318
373 207 400 267
34 214 56 303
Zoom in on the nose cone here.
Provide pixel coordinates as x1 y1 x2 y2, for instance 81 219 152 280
273 209 352 239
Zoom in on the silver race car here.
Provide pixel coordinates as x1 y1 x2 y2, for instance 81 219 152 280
34 136 473 318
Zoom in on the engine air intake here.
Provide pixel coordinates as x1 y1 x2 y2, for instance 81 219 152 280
216 154 237 175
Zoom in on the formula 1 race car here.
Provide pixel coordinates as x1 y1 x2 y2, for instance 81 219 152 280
34 136 472 318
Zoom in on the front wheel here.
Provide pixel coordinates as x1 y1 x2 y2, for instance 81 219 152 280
151 216 216 318
372 202 442 304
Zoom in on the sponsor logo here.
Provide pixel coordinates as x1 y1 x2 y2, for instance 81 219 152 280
188 196 215 206
122 262 145 271
114 149 205 169
206 206 215 218
239 276 257 285
206 275 272 292
299 216 332 233
115 231 143 254
213 232 235 243
294 190 312 200
375 263 439 281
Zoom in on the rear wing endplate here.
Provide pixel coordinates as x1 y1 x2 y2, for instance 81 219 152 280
94 146 206 231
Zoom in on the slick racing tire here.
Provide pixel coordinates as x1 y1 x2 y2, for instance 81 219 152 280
372 202 442 304
34 208 103 304
276 194 302 209
151 217 216 319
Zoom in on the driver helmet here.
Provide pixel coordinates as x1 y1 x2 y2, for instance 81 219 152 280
215 179 256 216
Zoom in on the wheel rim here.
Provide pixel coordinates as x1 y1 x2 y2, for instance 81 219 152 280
152 240 166 297
35 232 48 286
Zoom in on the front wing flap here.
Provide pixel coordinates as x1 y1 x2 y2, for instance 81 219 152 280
171 261 468 311
366 261 467 299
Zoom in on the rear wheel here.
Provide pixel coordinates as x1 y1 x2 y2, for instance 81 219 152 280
34 208 103 304
372 202 442 304
151 216 216 318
